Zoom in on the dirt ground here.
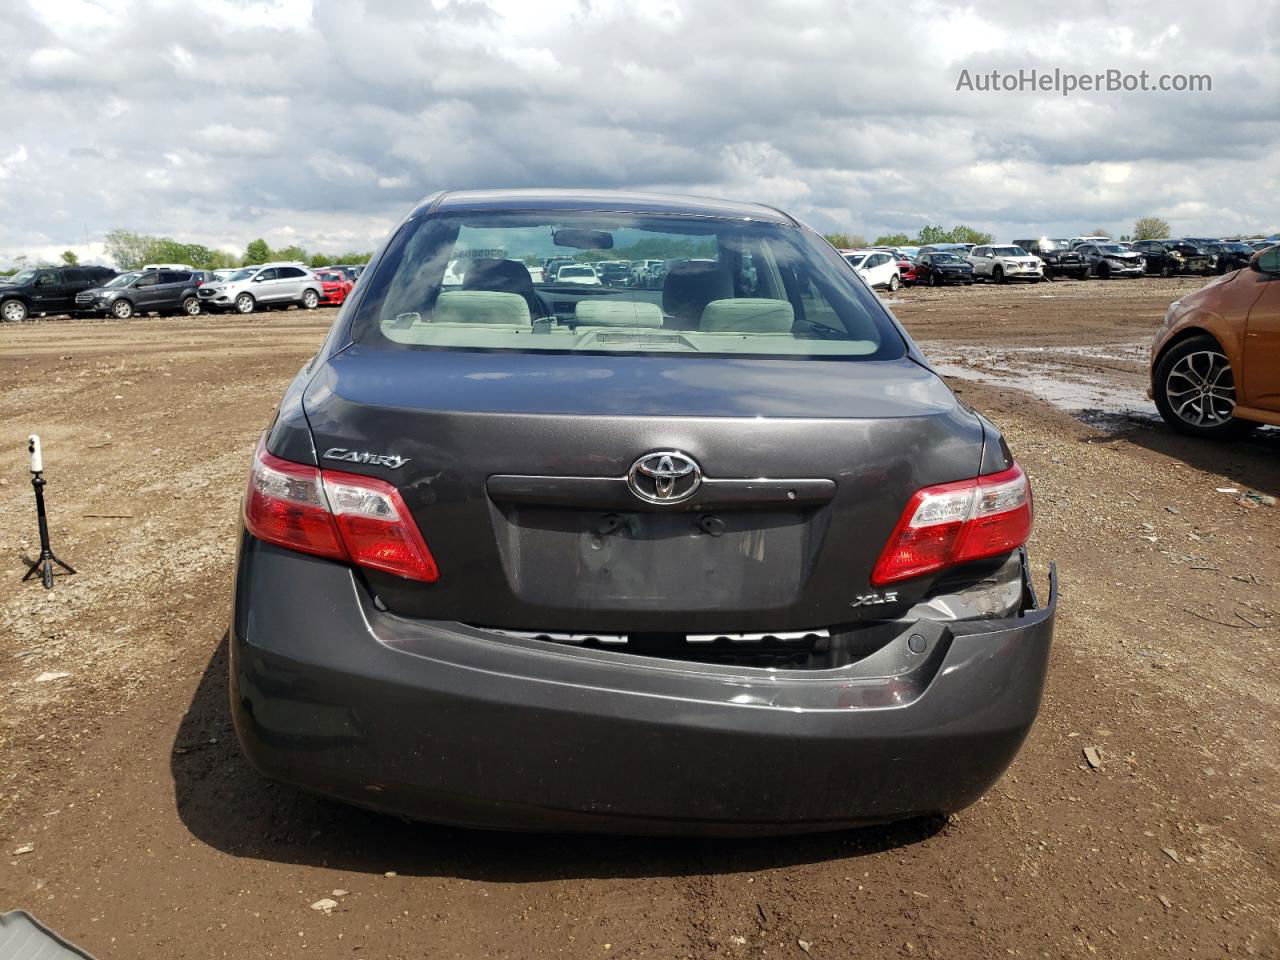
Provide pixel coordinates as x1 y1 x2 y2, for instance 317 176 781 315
2 280 1278 959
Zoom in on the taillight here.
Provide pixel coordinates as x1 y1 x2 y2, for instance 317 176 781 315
871 464 1032 586
243 438 439 582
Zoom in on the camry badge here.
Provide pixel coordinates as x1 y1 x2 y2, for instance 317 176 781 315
323 448 411 470
627 451 701 504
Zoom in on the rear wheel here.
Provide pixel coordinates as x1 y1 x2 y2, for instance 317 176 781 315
236 293 255 315
929 271 940 287
1 299 28 322
1154 335 1250 438
301 289 319 310
888 273 900 292
111 299 133 320
182 296 201 317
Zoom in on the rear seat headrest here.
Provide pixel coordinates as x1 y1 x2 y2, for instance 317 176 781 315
432 290 531 325
699 298 795 333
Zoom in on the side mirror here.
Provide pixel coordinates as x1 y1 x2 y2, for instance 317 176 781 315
252 275 264 282
1250 247 1280 275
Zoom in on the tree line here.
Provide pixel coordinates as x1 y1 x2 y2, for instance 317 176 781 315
822 217 1200 249
99 230 374 271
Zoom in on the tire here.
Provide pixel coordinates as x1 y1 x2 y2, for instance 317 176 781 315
182 296 201 317
993 267 1004 284
1098 262 1111 280
929 271 940 287
1161 262 1174 278
888 274 900 292
235 293 255 315
1153 335 1251 439
111 299 133 320
1 298 28 323
301 288 319 310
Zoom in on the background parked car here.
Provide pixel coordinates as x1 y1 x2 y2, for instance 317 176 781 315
1204 241 1255 274
916 251 975 285
1013 238 1090 280
552 263 602 285
197 262 323 314
1151 245 1280 437
1130 239 1212 276
893 253 918 286
842 249 901 291
916 242 971 258
314 269 354 305
0 265 117 321
1076 242 1145 279
967 245 1043 283
77 268 203 319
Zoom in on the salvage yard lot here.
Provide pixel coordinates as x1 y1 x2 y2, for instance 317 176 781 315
2 283 1278 959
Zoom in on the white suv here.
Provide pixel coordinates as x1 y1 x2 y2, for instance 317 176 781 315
967 245 1044 283
196 262 323 314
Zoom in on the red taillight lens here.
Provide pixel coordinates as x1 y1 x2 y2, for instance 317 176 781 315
322 470 439 582
244 442 346 561
243 439 439 583
871 464 1033 586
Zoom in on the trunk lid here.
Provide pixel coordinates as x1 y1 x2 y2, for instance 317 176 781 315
302 345 986 632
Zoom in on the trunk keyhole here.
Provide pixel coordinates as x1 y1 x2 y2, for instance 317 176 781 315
698 515 725 537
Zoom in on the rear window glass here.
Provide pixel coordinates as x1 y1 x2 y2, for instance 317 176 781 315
350 211 906 361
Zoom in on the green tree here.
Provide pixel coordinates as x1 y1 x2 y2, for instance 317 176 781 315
823 233 865 249
336 251 373 264
60 250 79 265
104 229 151 269
873 233 911 247
275 244 310 264
244 238 272 265
914 225 949 245
1133 217 1170 241
308 252 335 268
948 225 993 245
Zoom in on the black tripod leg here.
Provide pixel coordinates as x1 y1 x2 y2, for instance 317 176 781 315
50 553 76 575
42 558 53 590
23 557 43 581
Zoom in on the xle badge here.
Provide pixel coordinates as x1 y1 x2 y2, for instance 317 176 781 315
849 591 898 608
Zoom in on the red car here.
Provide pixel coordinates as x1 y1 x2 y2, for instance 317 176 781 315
895 255 918 286
314 270 353 306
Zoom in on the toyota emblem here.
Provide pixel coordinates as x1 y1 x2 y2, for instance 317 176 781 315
627 451 702 504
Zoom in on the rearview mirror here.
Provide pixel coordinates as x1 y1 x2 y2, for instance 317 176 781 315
553 228 613 250
1250 247 1280 275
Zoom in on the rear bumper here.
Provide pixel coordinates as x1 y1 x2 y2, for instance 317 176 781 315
231 537 1056 836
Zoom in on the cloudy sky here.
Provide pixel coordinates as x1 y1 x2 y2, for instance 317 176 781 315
1 0 1277 266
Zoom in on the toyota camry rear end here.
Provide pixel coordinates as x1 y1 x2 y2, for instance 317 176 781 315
230 189 1056 836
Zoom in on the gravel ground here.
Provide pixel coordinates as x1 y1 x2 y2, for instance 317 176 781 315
1 284 1277 959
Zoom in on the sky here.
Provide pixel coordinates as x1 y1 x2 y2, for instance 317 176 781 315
0 0 1277 267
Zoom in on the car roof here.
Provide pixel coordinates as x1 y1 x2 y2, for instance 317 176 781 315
416 189 797 225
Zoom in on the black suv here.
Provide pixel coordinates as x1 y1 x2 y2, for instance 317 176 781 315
1203 241 1254 274
77 268 204 319
1130 239 1214 277
0 265 117 322
1012 238 1089 280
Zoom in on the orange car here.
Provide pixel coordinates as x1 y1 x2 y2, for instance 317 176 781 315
1150 245 1280 436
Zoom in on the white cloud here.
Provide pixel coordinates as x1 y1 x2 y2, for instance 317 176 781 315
0 0 1276 268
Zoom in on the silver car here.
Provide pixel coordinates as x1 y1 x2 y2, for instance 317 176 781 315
196 262 323 314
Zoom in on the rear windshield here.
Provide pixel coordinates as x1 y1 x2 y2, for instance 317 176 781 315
349 211 906 360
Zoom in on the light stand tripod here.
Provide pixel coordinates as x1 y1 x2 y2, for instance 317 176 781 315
22 435 75 590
